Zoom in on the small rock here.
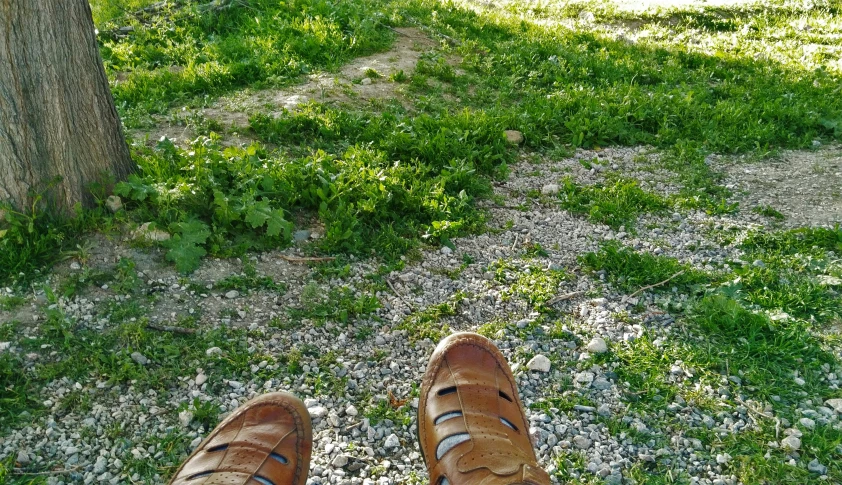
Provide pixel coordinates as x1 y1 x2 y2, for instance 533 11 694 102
132 222 170 242
597 404 612 416
825 398 842 413
106 195 123 213
440 246 453 255
94 455 108 474
195 373 208 386
206 347 222 356
572 436 592 450
794 377 806 386
504 130 524 145
131 352 149 366
591 378 612 390
345 405 358 416
384 433 400 449
70 261 81 270
16 451 31 466
716 453 732 464
574 372 594 385
360 77 373 86
586 337 608 354
808 458 827 474
799 417 816 430
578 10 595 22
541 184 559 195
293 230 311 243
331 455 349 468
781 435 801 451
225 290 240 299
309 406 328 418
178 410 193 426
526 355 551 372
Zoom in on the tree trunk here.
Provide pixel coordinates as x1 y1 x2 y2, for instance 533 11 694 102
0 0 134 213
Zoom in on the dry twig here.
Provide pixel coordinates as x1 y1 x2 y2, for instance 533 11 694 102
147 322 196 334
13 466 82 476
546 290 585 306
280 255 336 264
386 278 415 312
629 270 686 298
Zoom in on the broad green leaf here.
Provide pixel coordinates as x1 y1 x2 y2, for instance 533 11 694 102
266 209 291 238
245 200 272 229
175 219 211 246
165 237 207 274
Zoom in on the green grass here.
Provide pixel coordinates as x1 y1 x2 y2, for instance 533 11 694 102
580 242 708 294
558 176 669 229
0 308 253 429
3 0 839 279
752 205 786 221
96 0 393 126
290 283 380 324
688 294 835 404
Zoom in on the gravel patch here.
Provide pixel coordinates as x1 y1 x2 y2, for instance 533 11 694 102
1 149 840 484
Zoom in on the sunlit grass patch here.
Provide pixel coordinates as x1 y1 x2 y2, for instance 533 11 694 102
558 176 669 229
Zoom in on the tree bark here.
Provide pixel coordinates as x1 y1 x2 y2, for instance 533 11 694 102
0 0 134 213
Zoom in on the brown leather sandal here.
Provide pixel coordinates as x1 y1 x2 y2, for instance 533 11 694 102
168 392 312 485
419 332 551 485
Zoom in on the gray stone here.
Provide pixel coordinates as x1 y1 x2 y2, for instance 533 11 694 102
132 222 170 242
331 455 349 468
206 347 222 356
586 337 608 354
294 230 311 243
541 184 560 195
526 355 551 372
93 456 108 474
225 290 240 299
572 436 592 450
106 195 123 213
308 406 328 418
130 352 149 366
504 130 524 144
178 410 193 426
16 451 31 465
826 398 842 413
384 433 400 449
808 459 827 474
781 435 801 451
592 378 612 390
345 405 358 416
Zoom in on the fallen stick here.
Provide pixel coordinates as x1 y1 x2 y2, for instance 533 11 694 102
13 466 82 476
629 270 686 298
147 323 196 334
280 255 336 263
546 290 585 306
386 278 415 312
